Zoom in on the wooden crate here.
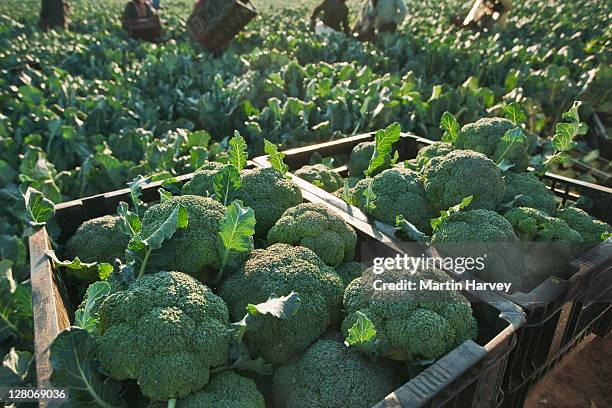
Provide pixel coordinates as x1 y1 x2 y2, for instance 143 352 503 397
122 15 162 42
30 168 525 408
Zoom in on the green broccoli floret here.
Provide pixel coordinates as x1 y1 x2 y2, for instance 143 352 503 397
414 141 453 169
294 164 343 193
348 141 390 178
454 117 530 172
267 203 357 266
156 371 265 408
236 167 302 236
96 271 230 401
342 265 478 362
424 150 505 212
141 195 252 282
272 337 400 408
65 215 130 264
503 172 558 215
353 167 434 233
335 262 365 287
556 207 612 245
218 244 344 365
181 162 225 196
431 209 524 288
504 207 583 242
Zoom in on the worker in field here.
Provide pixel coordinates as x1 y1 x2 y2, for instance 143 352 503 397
354 0 408 40
39 0 69 30
310 0 351 35
123 0 156 19
458 0 512 31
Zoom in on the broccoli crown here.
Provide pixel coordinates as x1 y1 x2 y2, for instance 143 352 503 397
96 271 230 401
504 207 583 243
294 164 343 193
353 167 434 233
272 338 400 408
348 141 390 178
181 162 225 196
218 244 344 365
65 215 130 264
169 371 265 408
424 150 505 212
335 262 366 287
141 195 251 282
267 203 357 266
455 117 530 172
236 167 303 236
415 142 453 169
556 207 611 245
503 172 557 215
430 209 525 288
342 265 478 362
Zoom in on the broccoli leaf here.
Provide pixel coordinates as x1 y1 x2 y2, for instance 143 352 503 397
50 327 126 408
216 200 256 282
431 196 473 233
396 215 429 242
0 261 32 344
496 127 527 170
117 201 141 237
344 311 378 358
158 188 172 203
128 176 150 217
45 250 100 282
22 187 55 227
363 181 377 210
503 102 527 125
75 281 111 335
543 101 588 168
213 164 241 206
142 204 188 250
264 139 289 177
98 263 113 280
365 122 401 177
228 131 248 173
440 112 460 143
230 291 300 344
341 181 354 206
0 348 33 387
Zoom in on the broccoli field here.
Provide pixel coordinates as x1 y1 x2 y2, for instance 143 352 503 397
1 0 611 407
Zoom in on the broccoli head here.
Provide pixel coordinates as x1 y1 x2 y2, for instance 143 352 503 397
267 203 357 266
348 141 390 178
424 150 505 212
236 167 302 236
65 215 130 264
503 172 557 215
181 162 225 196
141 195 251 282
294 164 343 193
272 337 400 408
155 371 265 408
353 167 434 233
342 265 478 362
218 244 344 364
414 141 453 169
455 117 530 172
96 271 230 401
335 262 366 287
556 207 612 246
431 209 524 288
504 207 582 243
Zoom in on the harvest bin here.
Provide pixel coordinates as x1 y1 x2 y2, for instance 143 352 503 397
253 133 612 396
29 168 525 408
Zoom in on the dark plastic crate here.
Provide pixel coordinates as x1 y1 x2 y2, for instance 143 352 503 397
253 132 612 393
122 15 162 42
30 167 525 408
